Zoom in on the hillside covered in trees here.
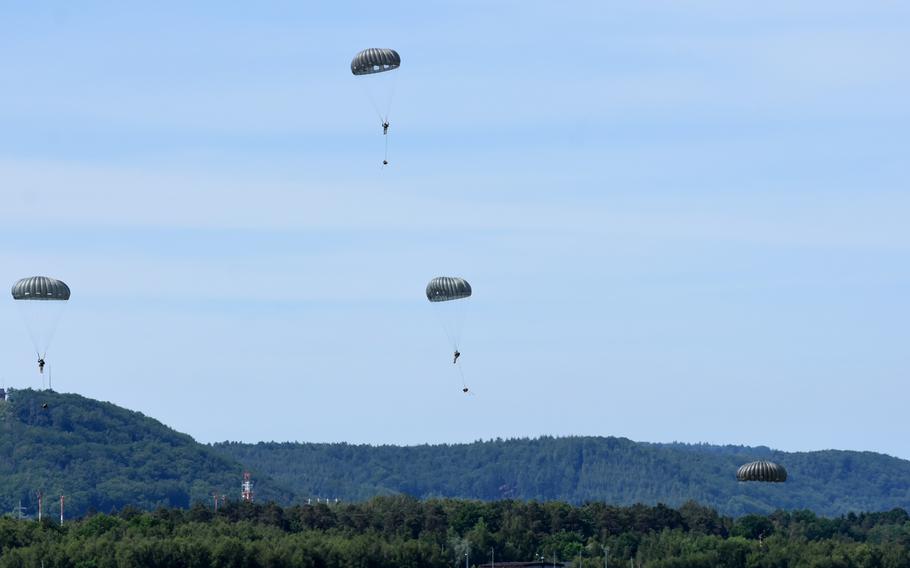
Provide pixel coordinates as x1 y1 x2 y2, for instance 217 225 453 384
0 389 288 517
3 498 910 567
3 389 910 519
214 438 910 517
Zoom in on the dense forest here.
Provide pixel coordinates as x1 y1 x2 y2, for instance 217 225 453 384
4 389 910 519
214 438 910 516
2 498 910 567
0 389 288 517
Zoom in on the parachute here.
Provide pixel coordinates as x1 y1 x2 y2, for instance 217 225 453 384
736 460 787 482
350 48 401 76
426 277 472 303
351 48 400 165
12 276 70 367
426 277 472 393
12 276 71 301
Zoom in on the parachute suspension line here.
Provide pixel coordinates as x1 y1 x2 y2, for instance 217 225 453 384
432 300 468 353
39 302 68 362
15 298 67 365
453 300 469 352
456 363 469 392
360 71 397 125
358 79 393 165
443 299 468 352
381 77 396 165
358 81 386 124
382 72 398 124
358 73 396 127
371 68 398 124
431 307 457 351
16 304 43 358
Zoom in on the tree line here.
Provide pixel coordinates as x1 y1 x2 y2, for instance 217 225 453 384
2 497 910 567
214 437 910 517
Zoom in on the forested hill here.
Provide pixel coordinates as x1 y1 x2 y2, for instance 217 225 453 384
0 389 288 517
3 389 909 519
213 437 910 517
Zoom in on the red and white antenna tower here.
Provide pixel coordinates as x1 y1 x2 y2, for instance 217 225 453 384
241 471 253 503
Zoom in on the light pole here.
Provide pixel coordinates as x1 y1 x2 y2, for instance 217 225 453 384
603 546 609 568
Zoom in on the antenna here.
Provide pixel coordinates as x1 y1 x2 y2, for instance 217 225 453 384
37 491 42 522
59 495 65 525
241 472 253 502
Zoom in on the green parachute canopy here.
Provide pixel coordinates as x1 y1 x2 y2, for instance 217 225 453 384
426 277 472 303
351 48 401 76
736 460 787 482
12 276 70 301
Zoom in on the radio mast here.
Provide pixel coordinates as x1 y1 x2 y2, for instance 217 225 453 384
241 472 254 502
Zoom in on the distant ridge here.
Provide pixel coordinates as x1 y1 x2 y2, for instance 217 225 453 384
2 389 908 518
213 437 910 516
0 389 288 517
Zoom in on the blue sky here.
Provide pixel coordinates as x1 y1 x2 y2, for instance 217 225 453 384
0 1 908 457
